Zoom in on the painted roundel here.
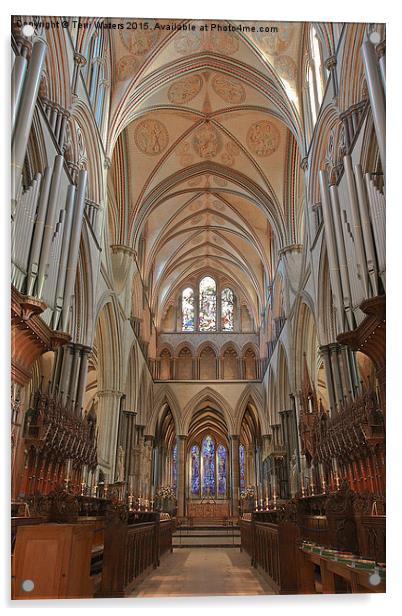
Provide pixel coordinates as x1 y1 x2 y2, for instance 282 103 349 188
119 27 160 55
247 120 280 157
255 23 294 56
211 74 246 104
192 123 222 159
209 31 239 54
134 119 169 156
168 75 203 104
116 55 139 82
273 55 297 82
174 31 202 55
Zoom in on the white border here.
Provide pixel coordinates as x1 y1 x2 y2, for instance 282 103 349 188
2 1 400 613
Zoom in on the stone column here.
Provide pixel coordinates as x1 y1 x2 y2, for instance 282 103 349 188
96 390 123 479
67 344 81 405
361 40 386 178
320 345 336 415
329 343 344 406
230 435 240 518
59 344 73 404
12 38 47 202
74 345 91 415
176 435 186 517
143 436 154 499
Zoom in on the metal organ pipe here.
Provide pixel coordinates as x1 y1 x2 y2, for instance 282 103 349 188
364 174 386 290
329 183 354 330
11 54 28 133
344 155 370 299
26 165 52 296
361 40 386 179
52 185 76 330
319 169 345 333
61 169 88 333
37 155 64 299
353 163 379 296
11 38 47 202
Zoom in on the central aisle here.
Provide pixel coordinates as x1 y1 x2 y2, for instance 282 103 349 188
131 548 276 597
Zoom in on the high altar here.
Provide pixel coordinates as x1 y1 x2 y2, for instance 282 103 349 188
187 500 230 519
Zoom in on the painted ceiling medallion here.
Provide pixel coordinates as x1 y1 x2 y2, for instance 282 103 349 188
116 55 139 82
273 55 297 82
247 120 280 157
134 119 169 156
168 74 203 104
174 30 202 55
211 73 246 104
119 27 160 55
254 23 294 56
209 31 239 55
192 122 222 159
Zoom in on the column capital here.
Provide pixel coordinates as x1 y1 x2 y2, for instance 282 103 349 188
96 389 124 399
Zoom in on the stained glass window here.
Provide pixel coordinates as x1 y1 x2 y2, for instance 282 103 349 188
172 444 177 490
221 287 234 331
199 277 216 331
202 435 215 496
239 443 245 491
191 444 200 495
182 287 195 331
217 444 227 496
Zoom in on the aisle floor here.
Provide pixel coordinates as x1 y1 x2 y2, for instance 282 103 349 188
130 548 276 597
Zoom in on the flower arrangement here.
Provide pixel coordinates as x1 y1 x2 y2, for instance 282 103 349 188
240 485 256 500
155 485 177 501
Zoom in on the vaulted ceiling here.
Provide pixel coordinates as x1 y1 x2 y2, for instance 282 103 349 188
107 20 306 329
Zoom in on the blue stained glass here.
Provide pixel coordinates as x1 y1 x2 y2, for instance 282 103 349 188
239 444 245 491
172 444 177 490
217 444 227 496
191 444 200 495
202 435 215 497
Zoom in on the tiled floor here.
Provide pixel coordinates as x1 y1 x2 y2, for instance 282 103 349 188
130 548 276 597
